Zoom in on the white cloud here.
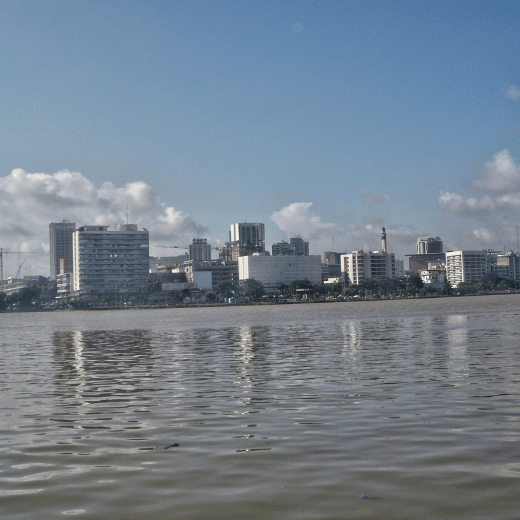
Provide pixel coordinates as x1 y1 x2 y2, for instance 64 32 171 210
437 191 496 217
505 85 520 101
270 202 334 240
472 149 520 193
358 188 399 206
364 212 388 225
0 168 206 276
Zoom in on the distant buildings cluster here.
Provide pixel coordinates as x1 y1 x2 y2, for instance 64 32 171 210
2 220 520 302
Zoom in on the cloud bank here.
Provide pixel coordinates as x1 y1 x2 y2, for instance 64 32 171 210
438 150 520 218
0 168 206 276
270 202 335 240
505 85 520 101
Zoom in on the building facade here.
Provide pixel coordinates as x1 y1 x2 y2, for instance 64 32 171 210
272 241 296 256
49 221 76 280
445 250 488 287
189 238 212 261
183 260 239 289
230 223 265 252
290 237 309 256
238 254 322 292
341 250 396 285
490 251 520 281
72 224 149 296
417 236 443 254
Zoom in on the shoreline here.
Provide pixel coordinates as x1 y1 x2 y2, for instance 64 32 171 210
2 289 518 313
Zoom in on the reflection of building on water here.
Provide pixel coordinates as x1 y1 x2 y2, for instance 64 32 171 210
238 326 254 364
52 330 155 401
446 314 469 377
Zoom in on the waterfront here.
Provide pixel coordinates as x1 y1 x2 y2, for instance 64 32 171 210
1 295 520 519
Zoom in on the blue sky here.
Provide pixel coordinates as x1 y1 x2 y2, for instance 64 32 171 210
1 0 519 276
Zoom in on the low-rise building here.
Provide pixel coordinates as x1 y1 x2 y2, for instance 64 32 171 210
238 254 322 292
184 260 238 289
490 251 520 281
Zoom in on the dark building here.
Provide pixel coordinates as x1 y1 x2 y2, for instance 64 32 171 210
49 221 76 280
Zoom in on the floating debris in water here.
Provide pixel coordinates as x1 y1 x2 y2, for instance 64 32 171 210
163 443 179 449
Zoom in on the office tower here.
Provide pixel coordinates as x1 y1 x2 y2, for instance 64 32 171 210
189 238 212 261
49 221 76 280
417 236 443 254
290 236 309 256
227 222 265 259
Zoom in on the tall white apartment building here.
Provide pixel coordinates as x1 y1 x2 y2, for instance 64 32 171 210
72 224 149 296
238 254 322 292
445 250 487 287
341 250 396 285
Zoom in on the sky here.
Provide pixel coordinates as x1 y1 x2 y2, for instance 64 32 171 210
1 0 520 277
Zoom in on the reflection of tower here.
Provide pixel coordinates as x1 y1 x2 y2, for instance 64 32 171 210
381 227 387 253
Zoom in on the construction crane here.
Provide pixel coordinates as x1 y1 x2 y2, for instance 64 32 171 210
0 248 36 282
153 245 221 251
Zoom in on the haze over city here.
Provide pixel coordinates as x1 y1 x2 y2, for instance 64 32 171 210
0 0 519 277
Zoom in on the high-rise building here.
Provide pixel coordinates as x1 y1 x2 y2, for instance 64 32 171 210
49 221 76 280
72 224 149 296
226 223 265 260
417 236 443 254
290 237 309 256
189 238 212 261
272 241 295 256
407 236 445 272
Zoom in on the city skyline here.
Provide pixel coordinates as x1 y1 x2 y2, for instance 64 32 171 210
1 1 520 276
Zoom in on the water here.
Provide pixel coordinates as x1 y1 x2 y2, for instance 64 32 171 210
2 296 520 519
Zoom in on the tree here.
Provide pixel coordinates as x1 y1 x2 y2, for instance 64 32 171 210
16 286 41 308
237 279 264 301
146 277 162 296
215 281 236 300
0 292 6 311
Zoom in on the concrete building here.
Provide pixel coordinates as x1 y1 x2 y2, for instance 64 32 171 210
238 254 322 292
324 251 341 265
395 259 405 278
0 275 56 301
407 236 445 272
184 260 239 289
417 236 443 254
341 250 396 285
290 236 309 256
49 221 76 280
420 268 446 288
226 222 265 260
445 250 488 287
72 224 149 296
490 251 520 281
272 240 295 256
189 238 212 261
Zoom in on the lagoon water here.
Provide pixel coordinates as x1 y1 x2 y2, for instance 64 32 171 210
1 295 520 519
